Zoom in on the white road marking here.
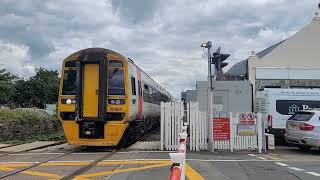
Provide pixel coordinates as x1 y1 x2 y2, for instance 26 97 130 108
274 162 289 167
9 152 120 156
9 153 64 156
248 154 257 157
186 159 283 162
102 159 170 162
256 157 267 160
0 158 286 164
6 151 175 156
306 172 320 177
288 167 304 171
117 151 175 153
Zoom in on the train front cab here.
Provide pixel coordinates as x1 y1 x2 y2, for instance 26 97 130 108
58 49 129 146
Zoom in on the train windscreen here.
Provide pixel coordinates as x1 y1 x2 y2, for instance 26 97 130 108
108 60 125 95
62 69 77 95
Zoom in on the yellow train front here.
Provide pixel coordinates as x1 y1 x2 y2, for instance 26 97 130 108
57 48 171 146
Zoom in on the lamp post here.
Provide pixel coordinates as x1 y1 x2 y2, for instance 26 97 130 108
200 41 214 152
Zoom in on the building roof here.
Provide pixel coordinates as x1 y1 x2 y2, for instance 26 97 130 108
225 40 286 76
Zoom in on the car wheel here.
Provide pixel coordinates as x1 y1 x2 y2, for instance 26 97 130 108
298 145 311 151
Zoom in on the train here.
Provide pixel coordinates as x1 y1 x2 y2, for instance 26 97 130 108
57 48 172 146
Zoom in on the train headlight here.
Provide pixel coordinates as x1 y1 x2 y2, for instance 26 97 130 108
108 99 125 105
66 99 72 104
116 100 121 104
61 99 76 104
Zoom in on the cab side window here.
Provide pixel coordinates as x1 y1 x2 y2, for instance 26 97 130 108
131 77 136 95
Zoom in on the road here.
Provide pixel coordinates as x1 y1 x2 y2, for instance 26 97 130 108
0 142 320 179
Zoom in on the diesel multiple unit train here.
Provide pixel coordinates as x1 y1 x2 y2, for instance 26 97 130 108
58 48 172 146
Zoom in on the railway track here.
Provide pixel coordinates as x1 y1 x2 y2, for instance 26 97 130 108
0 141 65 158
0 126 160 179
0 145 86 179
60 148 119 180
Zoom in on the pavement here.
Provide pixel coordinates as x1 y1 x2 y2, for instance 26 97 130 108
0 143 320 180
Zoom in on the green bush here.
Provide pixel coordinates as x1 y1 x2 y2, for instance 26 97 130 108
0 108 54 122
0 108 64 144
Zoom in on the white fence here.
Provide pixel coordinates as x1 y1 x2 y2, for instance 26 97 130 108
212 113 263 153
187 102 208 151
161 102 263 153
161 102 184 150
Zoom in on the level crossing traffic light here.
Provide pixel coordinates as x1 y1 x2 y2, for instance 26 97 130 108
211 47 230 71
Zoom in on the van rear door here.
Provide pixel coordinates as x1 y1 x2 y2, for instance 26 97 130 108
275 100 320 129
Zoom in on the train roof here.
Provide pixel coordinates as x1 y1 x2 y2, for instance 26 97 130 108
64 48 172 98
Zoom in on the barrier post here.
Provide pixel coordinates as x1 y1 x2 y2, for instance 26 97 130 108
169 126 188 180
257 113 263 153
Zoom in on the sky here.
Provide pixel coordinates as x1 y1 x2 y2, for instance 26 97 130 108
0 0 318 98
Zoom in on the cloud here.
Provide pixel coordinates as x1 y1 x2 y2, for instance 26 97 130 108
0 41 34 77
0 0 317 97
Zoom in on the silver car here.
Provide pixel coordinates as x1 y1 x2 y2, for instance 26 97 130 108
284 110 320 150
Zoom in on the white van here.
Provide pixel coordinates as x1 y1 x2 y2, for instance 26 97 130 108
256 88 320 140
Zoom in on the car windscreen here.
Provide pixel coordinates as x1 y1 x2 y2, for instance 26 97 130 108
276 100 320 115
288 112 315 121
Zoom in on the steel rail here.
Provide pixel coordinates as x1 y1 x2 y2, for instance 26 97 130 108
0 141 65 158
60 148 119 180
0 145 85 179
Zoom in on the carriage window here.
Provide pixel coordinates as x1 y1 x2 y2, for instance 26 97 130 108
144 84 149 94
131 77 136 95
62 70 77 95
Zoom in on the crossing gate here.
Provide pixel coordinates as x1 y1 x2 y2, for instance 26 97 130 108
187 102 208 151
160 102 184 150
161 102 208 151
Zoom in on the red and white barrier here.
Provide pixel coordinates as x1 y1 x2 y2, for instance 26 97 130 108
169 126 188 180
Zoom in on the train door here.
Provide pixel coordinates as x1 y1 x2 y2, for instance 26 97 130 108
83 64 99 118
76 52 107 139
137 80 143 119
130 76 138 118
137 69 143 119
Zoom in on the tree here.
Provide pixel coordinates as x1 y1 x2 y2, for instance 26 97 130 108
31 68 60 105
0 68 17 105
12 68 60 108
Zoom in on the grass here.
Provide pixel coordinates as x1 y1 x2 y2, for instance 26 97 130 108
0 108 54 123
2 130 65 145
0 108 65 144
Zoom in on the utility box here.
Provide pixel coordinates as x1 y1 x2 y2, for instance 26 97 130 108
196 81 253 113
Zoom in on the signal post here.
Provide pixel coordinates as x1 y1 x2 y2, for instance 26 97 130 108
200 42 229 152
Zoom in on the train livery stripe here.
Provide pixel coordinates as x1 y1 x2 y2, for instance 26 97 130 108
136 68 143 119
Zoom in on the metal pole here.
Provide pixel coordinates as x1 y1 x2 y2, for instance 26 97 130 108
207 41 212 90
206 41 214 152
201 41 214 152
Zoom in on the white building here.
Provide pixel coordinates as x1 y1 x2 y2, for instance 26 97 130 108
226 8 320 104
